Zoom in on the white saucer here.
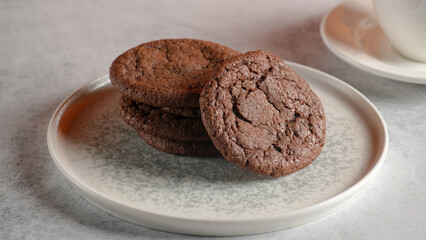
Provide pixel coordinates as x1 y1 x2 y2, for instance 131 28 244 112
47 63 388 236
320 0 426 84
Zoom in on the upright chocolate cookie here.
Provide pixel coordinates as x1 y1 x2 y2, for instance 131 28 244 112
137 130 219 156
161 106 201 118
110 39 240 107
120 95 210 142
200 50 326 177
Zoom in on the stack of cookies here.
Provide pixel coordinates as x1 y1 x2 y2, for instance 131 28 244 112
110 39 326 177
109 39 240 156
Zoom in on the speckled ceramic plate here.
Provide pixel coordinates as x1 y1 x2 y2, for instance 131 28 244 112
320 0 426 84
47 62 388 236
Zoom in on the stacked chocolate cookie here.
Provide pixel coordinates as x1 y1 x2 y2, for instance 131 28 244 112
109 39 240 156
110 39 326 177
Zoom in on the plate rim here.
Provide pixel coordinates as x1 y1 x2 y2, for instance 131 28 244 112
320 0 426 84
47 63 388 235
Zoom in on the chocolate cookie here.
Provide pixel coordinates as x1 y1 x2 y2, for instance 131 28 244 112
137 130 219 156
120 95 210 142
200 50 326 177
161 106 201 118
110 39 241 107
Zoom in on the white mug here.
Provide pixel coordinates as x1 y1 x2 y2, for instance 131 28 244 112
373 0 426 62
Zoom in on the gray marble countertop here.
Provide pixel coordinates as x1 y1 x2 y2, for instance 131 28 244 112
1 0 425 239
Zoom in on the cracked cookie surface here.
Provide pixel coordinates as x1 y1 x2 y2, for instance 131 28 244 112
120 96 210 142
200 50 326 177
110 39 240 107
